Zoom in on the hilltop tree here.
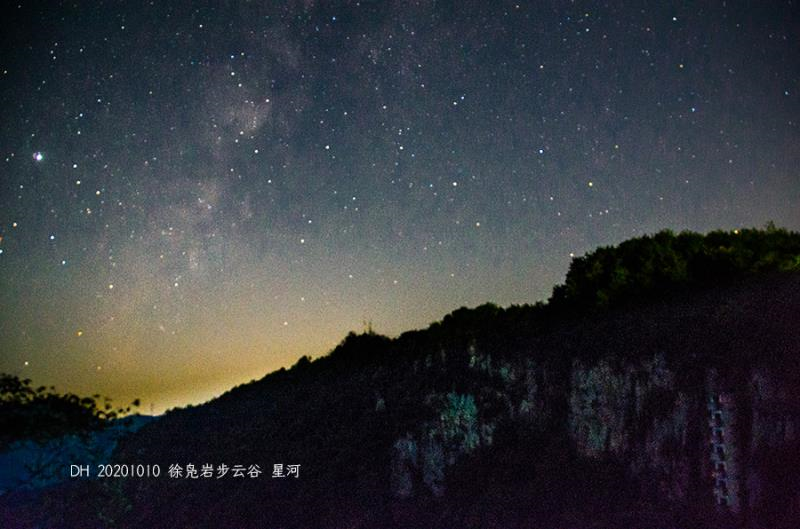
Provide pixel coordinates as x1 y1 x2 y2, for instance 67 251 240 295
551 226 800 311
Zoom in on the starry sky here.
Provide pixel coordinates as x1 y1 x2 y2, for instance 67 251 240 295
1 1 798 412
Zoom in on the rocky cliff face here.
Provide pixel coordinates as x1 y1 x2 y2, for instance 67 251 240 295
564 358 800 519
382 274 800 528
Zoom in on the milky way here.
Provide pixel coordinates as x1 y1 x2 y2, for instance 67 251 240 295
1 1 798 411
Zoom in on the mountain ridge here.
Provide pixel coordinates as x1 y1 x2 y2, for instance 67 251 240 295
5 227 800 528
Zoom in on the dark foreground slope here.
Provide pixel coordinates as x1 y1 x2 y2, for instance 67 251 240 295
5 229 800 529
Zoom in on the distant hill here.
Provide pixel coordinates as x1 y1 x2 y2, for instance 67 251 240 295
3 227 800 529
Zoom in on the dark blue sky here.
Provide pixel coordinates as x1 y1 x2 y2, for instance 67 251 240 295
1 0 798 411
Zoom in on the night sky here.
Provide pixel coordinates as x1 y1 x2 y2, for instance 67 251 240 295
1 1 798 412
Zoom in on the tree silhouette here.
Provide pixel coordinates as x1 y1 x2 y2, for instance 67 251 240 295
0 374 139 451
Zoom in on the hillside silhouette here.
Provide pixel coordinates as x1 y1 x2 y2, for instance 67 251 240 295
3 226 800 529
